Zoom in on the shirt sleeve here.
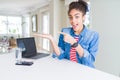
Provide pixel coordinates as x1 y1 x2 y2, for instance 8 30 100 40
52 29 66 59
52 47 65 59
80 32 99 67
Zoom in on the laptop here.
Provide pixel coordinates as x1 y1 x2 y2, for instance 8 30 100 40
16 37 50 59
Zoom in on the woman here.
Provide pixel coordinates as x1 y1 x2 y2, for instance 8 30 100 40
34 0 99 68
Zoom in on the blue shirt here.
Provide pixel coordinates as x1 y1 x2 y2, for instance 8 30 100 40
53 26 99 68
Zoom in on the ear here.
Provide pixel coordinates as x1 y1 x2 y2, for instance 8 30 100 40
82 15 86 22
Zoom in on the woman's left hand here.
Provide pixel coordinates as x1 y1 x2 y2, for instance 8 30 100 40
59 32 76 45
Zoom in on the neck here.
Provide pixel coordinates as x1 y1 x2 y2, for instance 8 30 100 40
74 25 83 35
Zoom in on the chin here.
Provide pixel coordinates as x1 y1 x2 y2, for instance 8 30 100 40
73 29 77 32
73 28 77 31
72 27 78 31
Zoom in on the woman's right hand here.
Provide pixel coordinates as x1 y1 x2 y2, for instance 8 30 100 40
34 33 60 56
34 33 53 41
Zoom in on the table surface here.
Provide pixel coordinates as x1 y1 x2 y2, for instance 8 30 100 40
0 52 120 80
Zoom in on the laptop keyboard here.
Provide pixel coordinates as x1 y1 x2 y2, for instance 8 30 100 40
30 53 50 59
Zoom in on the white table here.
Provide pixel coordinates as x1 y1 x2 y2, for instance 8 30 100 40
0 52 120 80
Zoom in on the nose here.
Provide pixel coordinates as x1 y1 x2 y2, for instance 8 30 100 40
70 17 76 24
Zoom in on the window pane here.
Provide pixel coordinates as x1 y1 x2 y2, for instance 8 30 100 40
8 16 22 35
0 16 22 37
84 1 90 27
0 16 7 34
42 12 50 51
22 17 30 37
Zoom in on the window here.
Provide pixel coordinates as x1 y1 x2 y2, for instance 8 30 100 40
22 16 30 37
32 15 37 32
84 1 90 27
41 11 50 51
0 16 22 37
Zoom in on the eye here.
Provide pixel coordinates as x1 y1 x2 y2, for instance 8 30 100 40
75 16 79 19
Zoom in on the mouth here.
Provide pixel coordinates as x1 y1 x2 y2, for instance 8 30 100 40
72 24 78 30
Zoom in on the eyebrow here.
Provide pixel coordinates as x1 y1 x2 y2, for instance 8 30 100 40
69 13 80 17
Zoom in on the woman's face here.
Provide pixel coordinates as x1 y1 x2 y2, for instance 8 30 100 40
68 9 85 34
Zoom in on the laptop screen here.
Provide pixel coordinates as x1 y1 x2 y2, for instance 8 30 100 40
16 37 37 58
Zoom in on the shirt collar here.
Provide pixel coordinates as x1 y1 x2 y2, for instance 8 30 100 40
70 25 88 37
80 25 88 37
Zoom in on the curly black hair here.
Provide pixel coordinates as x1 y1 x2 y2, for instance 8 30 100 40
68 0 88 16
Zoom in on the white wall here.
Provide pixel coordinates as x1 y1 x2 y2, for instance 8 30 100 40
90 0 120 77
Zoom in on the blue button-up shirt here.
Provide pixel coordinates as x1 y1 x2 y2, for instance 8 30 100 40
53 26 99 68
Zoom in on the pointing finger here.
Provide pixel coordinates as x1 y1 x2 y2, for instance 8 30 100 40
58 32 67 36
